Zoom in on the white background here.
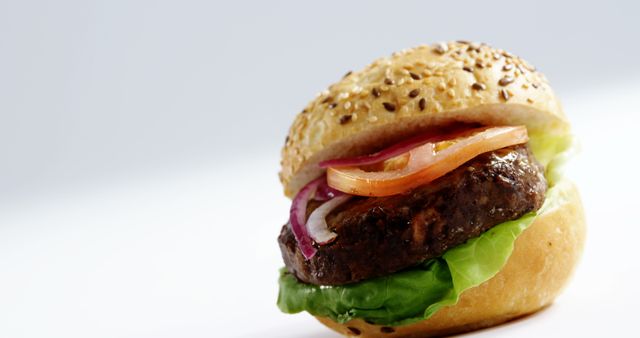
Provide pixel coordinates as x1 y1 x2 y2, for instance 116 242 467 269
1 1 639 337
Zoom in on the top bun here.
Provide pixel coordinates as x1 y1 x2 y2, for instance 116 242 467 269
280 41 569 197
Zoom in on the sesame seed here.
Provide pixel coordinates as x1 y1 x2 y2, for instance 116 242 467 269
527 98 534 103
493 53 502 60
448 78 457 86
471 82 486 90
437 82 446 91
408 89 420 98
371 87 381 97
347 327 361 336
456 40 470 44
328 103 337 109
284 135 289 144
475 59 484 68
446 89 455 98
382 102 396 112
301 109 308 114
321 96 332 104
499 76 515 86
433 42 448 54
367 115 378 123
381 327 395 333
462 66 473 73
384 78 394 85
409 72 421 80
500 89 511 101
344 101 352 110
339 114 352 124
502 64 514 71
418 98 426 110
532 83 539 89
522 83 530 89
343 70 352 78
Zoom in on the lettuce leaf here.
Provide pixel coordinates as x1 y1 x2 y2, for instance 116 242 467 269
278 259 453 325
528 130 573 185
277 132 573 325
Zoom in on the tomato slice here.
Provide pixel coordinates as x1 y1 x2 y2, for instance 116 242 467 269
326 126 529 197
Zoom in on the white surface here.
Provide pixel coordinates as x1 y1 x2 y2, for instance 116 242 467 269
1 84 640 337
2 1 640 337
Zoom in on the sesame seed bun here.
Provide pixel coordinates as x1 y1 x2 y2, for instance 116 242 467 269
314 180 586 337
280 41 569 197
279 41 584 336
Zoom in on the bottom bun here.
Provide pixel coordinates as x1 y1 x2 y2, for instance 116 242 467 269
315 180 586 338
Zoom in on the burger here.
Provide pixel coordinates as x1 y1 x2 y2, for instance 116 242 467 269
276 41 585 337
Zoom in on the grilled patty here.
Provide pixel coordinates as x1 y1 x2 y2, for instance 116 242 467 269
278 144 547 286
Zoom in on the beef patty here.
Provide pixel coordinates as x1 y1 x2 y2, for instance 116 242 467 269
278 144 547 286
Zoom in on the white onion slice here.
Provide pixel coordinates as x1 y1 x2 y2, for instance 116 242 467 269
306 195 351 244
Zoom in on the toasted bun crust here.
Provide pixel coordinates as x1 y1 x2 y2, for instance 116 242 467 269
315 180 586 337
280 41 569 197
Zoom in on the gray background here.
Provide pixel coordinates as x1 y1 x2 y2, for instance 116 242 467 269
1 0 638 204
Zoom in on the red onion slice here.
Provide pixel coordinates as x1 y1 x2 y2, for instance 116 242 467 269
306 195 351 245
289 177 324 259
318 126 470 168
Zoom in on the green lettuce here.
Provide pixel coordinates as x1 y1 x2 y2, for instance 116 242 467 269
277 131 573 325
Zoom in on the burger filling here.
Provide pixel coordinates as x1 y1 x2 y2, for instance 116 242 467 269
279 144 546 286
277 125 572 325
